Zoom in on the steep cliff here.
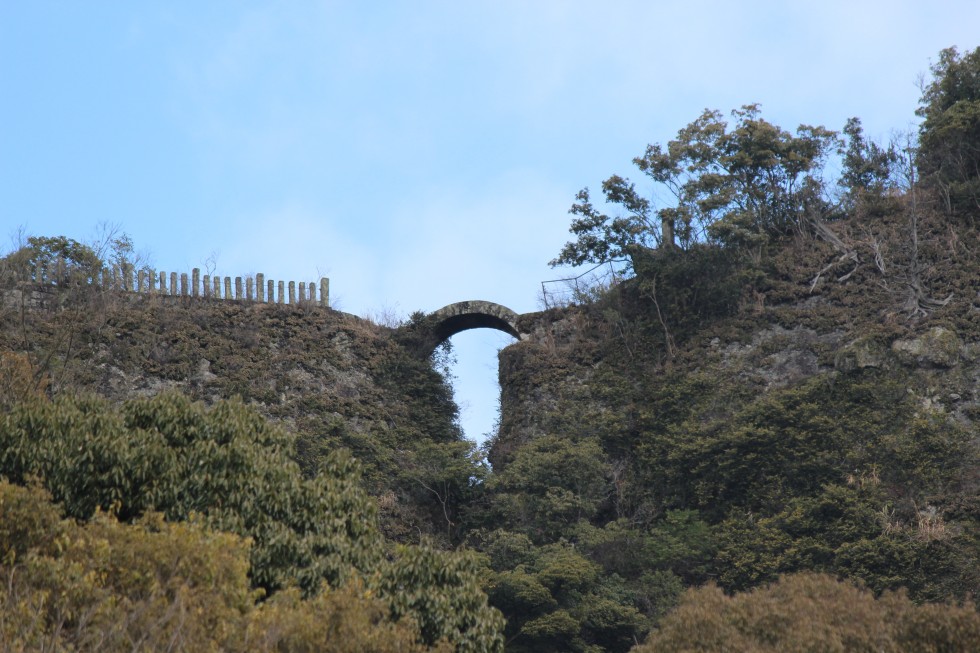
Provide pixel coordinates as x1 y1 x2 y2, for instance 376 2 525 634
478 194 980 649
0 280 474 544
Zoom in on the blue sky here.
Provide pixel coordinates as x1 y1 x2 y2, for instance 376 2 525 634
2 1 978 444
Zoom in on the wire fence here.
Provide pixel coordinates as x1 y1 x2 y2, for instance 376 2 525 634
539 260 627 309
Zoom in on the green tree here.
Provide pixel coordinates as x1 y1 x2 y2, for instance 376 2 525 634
639 370 979 600
838 116 898 205
1 228 151 289
0 480 254 652
10 235 104 281
552 106 837 269
487 435 611 543
0 393 505 651
0 393 384 593
397 439 490 543
0 480 446 652
916 46 980 214
574 512 716 587
381 544 505 652
634 573 980 653
483 538 645 653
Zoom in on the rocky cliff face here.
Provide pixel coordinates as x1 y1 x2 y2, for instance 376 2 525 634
492 199 980 473
0 286 466 541
495 304 980 469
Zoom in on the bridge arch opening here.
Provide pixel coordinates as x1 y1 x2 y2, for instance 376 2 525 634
428 301 523 353
422 301 523 444
442 329 515 445
433 312 520 345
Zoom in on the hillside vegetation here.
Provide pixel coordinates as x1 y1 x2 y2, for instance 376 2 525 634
2 46 980 652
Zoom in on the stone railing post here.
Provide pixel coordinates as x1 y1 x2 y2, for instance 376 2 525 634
180 273 189 296
246 277 254 301
148 270 156 292
320 278 329 306
298 282 306 304
192 268 200 297
268 280 275 304
213 276 221 299
288 281 295 305
137 269 146 293
203 274 211 298
235 277 243 300
170 272 178 296
224 277 231 300
277 281 284 304
256 273 265 302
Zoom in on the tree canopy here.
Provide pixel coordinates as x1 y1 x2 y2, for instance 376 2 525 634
635 573 980 653
916 45 980 214
0 393 504 652
551 105 838 270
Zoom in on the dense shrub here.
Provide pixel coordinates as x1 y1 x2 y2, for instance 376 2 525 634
0 480 437 652
634 573 980 653
0 394 504 651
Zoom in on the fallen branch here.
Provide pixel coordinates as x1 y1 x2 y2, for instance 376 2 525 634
810 251 859 293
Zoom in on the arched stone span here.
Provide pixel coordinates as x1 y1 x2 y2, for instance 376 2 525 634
430 301 523 349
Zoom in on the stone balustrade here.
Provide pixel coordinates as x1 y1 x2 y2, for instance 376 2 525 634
7 260 329 307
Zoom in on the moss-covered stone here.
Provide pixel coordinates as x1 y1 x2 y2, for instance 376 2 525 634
891 326 963 368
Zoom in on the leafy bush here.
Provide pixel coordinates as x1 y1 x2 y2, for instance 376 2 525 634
0 480 440 652
0 392 381 594
487 434 611 543
634 573 980 653
0 394 505 651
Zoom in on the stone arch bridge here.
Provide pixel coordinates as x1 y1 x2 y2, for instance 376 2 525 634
404 300 527 357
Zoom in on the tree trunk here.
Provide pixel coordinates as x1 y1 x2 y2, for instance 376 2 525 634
661 216 676 249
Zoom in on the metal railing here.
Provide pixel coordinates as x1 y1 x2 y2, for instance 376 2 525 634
539 260 627 309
